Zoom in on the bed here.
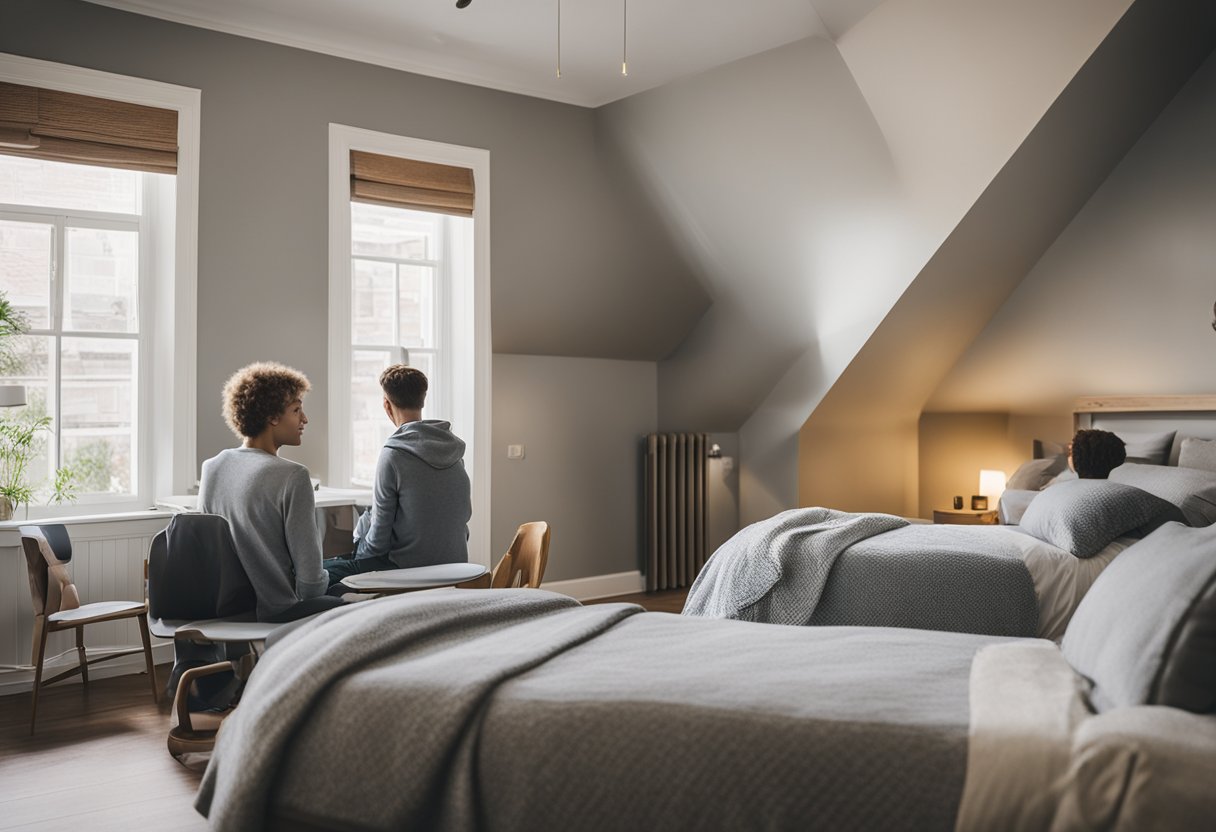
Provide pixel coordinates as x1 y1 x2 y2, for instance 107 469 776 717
194 519 1216 831
686 397 1216 639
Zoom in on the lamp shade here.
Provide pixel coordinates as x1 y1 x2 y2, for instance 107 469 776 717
979 469 1007 502
0 385 26 407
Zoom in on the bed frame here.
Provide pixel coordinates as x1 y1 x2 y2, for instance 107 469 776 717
1074 395 1216 465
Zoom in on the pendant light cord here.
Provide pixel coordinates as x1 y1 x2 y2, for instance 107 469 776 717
622 0 628 76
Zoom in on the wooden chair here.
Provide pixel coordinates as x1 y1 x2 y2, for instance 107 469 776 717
490 521 551 589
20 524 158 734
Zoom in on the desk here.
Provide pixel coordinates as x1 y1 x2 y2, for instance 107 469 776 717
157 487 373 556
156 487 373 513
340 562 489 594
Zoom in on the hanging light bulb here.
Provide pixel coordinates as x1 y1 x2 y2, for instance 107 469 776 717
621 0 628 76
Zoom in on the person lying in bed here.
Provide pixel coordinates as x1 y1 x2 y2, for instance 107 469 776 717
199 361 343 623
325 364 471 590
1068 428 1127 478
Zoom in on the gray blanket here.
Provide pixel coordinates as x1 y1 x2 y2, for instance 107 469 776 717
197 588 1009 831
682 508 909 624
685 512 1039 637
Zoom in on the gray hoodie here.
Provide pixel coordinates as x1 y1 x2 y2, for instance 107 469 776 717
355 419 471 567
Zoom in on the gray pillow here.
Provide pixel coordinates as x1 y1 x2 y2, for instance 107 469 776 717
1020 479 1183 557
1062 522 1216 713
1179 437 1216 473
1110 463 1216 527
997 489 1038 525
1046 469 1077 487
1116 430 1175 465
1033 438 1069 460
1007 456 1068 491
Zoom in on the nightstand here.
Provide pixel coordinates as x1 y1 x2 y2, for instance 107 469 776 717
932 508 999 525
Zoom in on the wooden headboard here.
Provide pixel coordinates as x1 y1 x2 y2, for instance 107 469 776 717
1074 395 1216 466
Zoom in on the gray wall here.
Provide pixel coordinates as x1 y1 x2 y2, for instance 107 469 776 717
929 48 1216 414
491 354 656 582
1 0 712 579
1 0 705 483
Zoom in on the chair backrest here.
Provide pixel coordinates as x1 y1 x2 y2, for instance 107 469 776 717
491 522 550 589
20 525 81 618
147 513 257 621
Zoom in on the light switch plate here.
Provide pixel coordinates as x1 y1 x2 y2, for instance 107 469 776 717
507 444 525 460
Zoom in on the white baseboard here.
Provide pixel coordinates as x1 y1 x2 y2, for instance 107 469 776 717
0 642 174 697
541 570 646 601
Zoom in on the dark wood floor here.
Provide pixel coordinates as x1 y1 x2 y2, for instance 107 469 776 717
0 588 689 829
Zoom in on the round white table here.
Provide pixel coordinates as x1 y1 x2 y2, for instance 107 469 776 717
339 562 489 593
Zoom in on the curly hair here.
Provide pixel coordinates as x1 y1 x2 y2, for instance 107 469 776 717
379 364 428 410
221 362 311 439
1070 429 1126 479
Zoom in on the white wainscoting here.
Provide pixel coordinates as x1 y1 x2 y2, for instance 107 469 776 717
0 513 175 696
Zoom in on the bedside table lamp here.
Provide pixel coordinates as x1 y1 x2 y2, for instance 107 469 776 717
979 469 1006 504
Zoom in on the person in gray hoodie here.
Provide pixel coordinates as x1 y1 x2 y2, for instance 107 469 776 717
326 365 471 587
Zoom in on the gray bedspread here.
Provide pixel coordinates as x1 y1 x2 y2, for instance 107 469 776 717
197 588 1011 831
686 512 1040 637
683 508 909 624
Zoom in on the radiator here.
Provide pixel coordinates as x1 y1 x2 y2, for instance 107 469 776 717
645 433 708 592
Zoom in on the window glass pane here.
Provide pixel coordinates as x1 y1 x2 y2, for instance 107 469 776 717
0 218 53 329
0 335 55 493
60 337 136 495
351 259 395 346
351 349 393 485
351 202 435 260
65 226 139 333
0 156 139 214
398 265 436 348
406 352 441 420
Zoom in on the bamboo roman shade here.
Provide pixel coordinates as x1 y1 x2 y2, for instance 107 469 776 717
0 81 178 174
350 150 475 217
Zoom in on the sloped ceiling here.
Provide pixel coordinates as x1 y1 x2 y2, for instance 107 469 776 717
800 0 1216 515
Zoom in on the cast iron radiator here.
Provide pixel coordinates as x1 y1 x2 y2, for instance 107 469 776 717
644 432 708 591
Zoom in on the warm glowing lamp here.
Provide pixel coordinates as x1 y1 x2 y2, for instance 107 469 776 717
979 469 1007 503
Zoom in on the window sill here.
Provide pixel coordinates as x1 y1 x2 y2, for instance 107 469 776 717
0 508 175 545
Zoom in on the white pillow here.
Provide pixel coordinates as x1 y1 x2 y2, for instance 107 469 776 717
1179 437 1216 473
1115 430 1175 465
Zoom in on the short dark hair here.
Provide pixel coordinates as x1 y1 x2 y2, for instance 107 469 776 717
1071 429 1126 479
221 362 310 439
380 364 427 410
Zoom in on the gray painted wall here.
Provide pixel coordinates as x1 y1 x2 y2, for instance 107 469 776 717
929 49 1216 414
2 0 706 485
491 354 656 582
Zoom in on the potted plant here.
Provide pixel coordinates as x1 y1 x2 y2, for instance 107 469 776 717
0 290 76 521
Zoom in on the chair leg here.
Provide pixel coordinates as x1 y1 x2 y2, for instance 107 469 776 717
137 614 159 704
30 620 49 736
75 627 89 686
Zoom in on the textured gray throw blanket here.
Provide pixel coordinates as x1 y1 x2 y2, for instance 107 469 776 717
195 588 641 830
683 507 908 624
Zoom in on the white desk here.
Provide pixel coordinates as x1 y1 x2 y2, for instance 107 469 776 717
156 486 373 513
157 487 373 557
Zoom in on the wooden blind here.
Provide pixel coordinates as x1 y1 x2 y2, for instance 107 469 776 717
350 150 474 217
0 81 178 175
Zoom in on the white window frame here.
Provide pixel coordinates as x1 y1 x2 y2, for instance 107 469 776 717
328 124 491 567
0 52 201 516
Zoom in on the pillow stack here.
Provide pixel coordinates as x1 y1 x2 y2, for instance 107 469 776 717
1062 522 1216 713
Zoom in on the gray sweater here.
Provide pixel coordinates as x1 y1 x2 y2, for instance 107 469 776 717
355 420 471 567
199 448 329 620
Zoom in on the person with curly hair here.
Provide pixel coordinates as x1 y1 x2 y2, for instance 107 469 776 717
1069 429 1127 479
325 364 471 589
199 362 342 622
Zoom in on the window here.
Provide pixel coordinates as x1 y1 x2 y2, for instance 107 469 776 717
328 125 490 564
0 54 200 518
349 203 471 484
0 156 157 505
